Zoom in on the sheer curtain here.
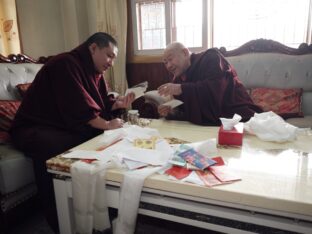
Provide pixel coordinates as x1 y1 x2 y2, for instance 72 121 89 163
0 0 21 55
60 0 129 94
96 0 128 94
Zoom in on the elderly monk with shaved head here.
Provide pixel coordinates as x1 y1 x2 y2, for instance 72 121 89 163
158 42 262 125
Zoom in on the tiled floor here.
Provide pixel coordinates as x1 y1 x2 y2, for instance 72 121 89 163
6 209 54 234
5 207 211 234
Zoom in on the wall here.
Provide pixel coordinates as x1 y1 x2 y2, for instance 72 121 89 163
16 0 94 59
16 0 65 58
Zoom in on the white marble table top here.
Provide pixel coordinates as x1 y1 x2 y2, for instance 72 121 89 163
48 119 312 218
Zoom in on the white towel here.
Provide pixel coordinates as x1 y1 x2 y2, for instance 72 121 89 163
114 167 161 234
71 161 110 234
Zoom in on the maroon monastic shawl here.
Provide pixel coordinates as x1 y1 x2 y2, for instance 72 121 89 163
10 43 116 155
173 49 262 125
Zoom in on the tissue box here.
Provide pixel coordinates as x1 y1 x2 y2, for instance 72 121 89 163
218 123 244 146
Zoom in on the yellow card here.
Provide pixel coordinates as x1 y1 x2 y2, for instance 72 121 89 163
134 137 157 149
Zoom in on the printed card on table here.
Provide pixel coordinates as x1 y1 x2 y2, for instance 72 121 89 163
134 137 157 149
178 148 216 170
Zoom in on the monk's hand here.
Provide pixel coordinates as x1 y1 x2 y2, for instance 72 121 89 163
158 83 182 96
106 118 124 129
112 92 135 110
158 105 172 117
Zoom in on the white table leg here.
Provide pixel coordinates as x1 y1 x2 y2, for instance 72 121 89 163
53 178 74 234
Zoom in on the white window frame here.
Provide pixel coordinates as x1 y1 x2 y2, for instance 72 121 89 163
131 0 208 55
131 0 312 56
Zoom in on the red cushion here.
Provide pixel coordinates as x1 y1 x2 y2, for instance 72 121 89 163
250 88 303 119
0 131 11 144
0 100 21 131
16 83 32 98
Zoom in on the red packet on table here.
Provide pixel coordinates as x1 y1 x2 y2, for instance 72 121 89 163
211 156 225 166
209 165 241 182
218 122 244 146
196 170 223 187
165 166 192 180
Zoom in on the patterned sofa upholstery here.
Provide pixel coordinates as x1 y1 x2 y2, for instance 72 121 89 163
141 39 312 128
0 54 45 231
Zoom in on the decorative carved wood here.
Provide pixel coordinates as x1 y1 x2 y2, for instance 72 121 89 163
0 53 50 64
218 38 312 57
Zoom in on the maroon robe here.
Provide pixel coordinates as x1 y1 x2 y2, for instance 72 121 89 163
9 42 118 232
171 49 262 125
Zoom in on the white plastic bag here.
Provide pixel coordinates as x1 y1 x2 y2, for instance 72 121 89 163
244 111 298 142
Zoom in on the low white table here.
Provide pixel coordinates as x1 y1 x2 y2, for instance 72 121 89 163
47 119 312 234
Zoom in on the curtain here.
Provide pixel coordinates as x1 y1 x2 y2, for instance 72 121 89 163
0 0 21 56
96 0 128 94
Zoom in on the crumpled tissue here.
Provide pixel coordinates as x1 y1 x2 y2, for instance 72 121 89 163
244 111 298 142
220 114 242 130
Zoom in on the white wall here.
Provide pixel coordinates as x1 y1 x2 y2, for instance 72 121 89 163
16 0 95 59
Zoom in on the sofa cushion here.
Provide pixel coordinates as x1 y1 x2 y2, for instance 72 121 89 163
0 63 42 100
0 100 21 131
16 83 32 98
0 144 35 194
250 88 303 119
0 131 10 144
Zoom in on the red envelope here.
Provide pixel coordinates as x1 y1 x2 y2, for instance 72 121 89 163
165 166 192 180
209 165 241 182
196 170 222 187
211 156 225 166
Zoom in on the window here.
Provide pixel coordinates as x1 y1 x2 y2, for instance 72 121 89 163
213 0 311 50
131 0 312 54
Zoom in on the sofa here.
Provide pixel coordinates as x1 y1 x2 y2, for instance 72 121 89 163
140 39 312 128
0 54 46 231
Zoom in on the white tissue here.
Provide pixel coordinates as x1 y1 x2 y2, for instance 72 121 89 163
220 114 242 130
244 111 297 142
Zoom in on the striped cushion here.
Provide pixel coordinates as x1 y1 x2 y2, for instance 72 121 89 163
0 100 21 131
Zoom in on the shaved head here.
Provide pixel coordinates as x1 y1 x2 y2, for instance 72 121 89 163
163 42 191 77
164 42 189 54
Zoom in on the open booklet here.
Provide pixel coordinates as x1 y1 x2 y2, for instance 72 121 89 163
144 90 183 109
125 81 148 100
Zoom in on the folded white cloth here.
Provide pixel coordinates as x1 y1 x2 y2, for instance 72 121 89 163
114 166 161 234
71 161 110 234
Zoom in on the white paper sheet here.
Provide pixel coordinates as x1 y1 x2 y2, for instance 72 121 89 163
182 171 205 186
61 150 103 159
184 139 218 157
116 146 171 166
123 158 148 170
163 99 183 109
125 81 148 100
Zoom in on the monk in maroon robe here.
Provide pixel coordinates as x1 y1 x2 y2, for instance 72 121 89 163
10 32 134 232
158 42 262 125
